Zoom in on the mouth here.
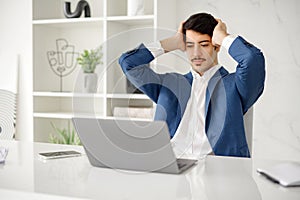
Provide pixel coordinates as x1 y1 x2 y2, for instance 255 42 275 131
191 58 206 65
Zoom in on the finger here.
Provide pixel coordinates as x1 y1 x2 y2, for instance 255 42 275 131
215 18 222 23
178 21 185 33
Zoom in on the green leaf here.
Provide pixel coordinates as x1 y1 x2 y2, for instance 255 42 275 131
49 121 82 145
77 46 103 73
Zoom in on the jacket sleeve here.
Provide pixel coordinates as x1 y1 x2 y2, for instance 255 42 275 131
118 43 165 103
229 36 266 112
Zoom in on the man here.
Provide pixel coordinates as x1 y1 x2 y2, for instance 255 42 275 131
119 13 265 158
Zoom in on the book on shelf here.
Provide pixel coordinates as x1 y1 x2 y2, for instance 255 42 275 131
113 107 154 119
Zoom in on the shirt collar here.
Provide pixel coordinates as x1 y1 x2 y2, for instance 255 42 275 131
191 64 221 81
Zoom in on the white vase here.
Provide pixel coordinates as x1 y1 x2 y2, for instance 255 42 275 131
83 73 97 93
127 0 144 16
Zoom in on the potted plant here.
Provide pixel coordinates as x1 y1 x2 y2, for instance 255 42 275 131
77 46 103 92
49 121 81 145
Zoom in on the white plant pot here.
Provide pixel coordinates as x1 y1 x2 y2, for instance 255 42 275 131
127 0 144 16
83 73 97 93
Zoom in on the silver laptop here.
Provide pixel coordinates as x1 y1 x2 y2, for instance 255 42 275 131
72 117 197 174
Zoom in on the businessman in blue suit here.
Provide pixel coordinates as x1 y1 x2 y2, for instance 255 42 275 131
119 13 265 158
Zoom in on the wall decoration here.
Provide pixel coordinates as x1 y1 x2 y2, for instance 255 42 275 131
64 0 91 18
47 39 79 92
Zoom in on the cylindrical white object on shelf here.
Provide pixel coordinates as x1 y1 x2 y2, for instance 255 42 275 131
127 0 145 16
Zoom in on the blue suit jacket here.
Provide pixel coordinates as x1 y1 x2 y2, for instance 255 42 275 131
119 36 265 157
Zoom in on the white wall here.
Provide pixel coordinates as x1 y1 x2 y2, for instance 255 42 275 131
0 0 33 141
176 0 300 161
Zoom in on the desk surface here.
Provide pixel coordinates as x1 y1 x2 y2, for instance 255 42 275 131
0 140 299 200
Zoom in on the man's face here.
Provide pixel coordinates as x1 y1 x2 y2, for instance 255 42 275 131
185 30 219 76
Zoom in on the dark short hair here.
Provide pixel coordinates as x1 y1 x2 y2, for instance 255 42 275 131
183 13 218 41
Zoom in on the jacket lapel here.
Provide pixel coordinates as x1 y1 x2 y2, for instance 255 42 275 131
184 72 193 85
177 72 193 116
205 67 229 117
183 69 228 118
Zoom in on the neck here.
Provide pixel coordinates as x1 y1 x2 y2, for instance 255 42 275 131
198 61 219 77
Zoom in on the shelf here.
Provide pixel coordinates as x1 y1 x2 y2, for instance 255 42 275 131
32 15 154 27
31 0 174 143
33 91 105 98
33 112 103 119
105 116 152 122
33 92 149 99
106 93 150 100
106 15 154 26
32 17 103 28
33 112 151 121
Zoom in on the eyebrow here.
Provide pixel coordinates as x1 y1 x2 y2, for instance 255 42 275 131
186 40 210 44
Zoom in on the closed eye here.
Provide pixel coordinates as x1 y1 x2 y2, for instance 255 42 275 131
186 42 194 48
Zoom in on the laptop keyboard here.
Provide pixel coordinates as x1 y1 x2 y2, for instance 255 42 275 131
176 158 189 169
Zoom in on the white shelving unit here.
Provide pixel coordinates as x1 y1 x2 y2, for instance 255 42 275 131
32 0 176 142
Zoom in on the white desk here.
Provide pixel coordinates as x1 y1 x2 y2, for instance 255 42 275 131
0 140 299 200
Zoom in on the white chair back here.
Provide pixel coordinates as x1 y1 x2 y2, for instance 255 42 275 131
244 107 253 156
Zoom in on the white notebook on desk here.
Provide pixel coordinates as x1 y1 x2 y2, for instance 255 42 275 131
257 161 300 187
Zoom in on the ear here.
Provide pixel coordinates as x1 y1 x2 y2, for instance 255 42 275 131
214 45 220 52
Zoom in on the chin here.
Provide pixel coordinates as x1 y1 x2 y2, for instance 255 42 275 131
192 65 204 73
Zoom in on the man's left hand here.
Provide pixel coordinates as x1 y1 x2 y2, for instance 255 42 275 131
212 19 229 48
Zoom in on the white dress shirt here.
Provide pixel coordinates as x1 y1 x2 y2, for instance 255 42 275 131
171 64 220 159
145 35 237 159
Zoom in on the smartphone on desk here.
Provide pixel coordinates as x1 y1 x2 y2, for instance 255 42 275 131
38 150 81 160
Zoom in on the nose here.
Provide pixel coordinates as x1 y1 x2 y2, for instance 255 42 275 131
193 44 203 57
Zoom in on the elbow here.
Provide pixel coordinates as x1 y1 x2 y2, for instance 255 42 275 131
253 47 265 70
256 50 265 73
119 53 131 74
256 51 266 84
246 50 266 81
118 44 153 73
249 51 266 96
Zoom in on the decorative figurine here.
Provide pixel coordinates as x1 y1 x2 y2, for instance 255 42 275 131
64 0 91 18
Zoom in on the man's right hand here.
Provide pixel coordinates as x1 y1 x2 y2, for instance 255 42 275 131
160 21 186 53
